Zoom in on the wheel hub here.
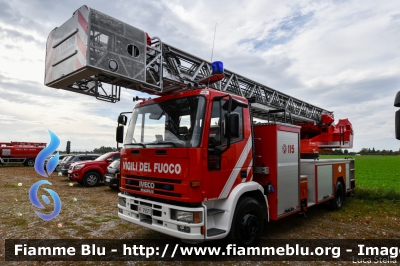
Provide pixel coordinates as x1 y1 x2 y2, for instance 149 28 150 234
87 175 97 185
240 213 259 240
336 194 342 206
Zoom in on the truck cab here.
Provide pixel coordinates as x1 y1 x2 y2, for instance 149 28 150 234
117 89 266 245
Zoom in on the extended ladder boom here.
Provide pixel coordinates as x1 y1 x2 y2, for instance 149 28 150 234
45 5 332 125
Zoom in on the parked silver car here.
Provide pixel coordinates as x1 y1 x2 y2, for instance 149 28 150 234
45 154 72 172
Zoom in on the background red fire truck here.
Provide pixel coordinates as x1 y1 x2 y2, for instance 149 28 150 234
45 6 355 246
0 142 46 166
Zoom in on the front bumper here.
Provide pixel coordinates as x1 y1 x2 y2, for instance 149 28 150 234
68 170 81 181
61 169 69 176
104 175 119 187
118 193 205 241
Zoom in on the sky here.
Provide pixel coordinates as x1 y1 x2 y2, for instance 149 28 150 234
0 0 399 152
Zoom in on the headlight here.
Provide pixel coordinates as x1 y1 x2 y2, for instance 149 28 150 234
171 210 202 223
74 164 85 170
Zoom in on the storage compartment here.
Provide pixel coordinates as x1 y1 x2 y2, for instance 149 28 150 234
301 159 355 207
253 123 300 220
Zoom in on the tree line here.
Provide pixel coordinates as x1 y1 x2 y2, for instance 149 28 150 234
324 148 400 156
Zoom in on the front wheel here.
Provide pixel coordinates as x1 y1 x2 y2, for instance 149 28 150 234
228 197 263 246
330 181 344 210
83 172 100 187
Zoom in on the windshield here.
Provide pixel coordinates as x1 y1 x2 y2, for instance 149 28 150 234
124 96 205 148
95 152 114 161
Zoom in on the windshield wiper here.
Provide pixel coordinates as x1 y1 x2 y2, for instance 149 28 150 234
146 142 177 147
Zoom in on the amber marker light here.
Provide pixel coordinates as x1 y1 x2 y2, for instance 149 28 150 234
194 212 201 223
190 180 201 187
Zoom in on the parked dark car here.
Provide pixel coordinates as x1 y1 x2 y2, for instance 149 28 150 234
60 154 100 176
104 159 120 190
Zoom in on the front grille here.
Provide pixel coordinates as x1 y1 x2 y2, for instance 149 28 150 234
122 175 182 198
127 180 174 191
125 186 181 198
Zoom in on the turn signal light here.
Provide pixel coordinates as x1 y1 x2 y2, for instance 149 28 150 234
194 212 201 223
190 180 201 188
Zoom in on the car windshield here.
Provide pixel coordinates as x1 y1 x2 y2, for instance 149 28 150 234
124 96 205 148
94 152 114 161
109 159 120 168
63 156 73 162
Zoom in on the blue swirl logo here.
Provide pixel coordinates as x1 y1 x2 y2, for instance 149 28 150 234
30 130 62 221
35 130 60 177
29 180 62 221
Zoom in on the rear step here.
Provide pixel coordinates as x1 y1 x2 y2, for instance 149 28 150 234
207 228 226 237
207 208 225 216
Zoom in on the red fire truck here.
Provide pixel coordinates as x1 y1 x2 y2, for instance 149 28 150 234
395 91 400 140
0 142 46 166
45 6 355 246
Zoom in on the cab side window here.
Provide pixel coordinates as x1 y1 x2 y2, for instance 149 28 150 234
221 104 243 144
208 99 245 171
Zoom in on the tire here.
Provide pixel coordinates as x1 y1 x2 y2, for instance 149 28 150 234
83 172 100 187
109 185 119 190
55 165 61 172
330 181 344 210
228 197 263 246
25 159 35 167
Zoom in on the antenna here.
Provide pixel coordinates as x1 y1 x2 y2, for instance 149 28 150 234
207 23 217 89
211 23 217 63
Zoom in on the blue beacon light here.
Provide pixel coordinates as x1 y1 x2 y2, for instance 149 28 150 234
211 61 224 75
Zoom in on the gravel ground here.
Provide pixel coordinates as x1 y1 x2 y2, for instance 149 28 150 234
1 166 399 265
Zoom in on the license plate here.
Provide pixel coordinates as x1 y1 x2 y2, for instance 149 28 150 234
105 178 110 182
138 206 152 215
68 174 71 178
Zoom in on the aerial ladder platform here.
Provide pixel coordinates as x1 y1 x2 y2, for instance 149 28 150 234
44 5 353 155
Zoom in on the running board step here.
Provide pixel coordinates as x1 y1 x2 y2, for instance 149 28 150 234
207 228 226 237
140 218 152 224
207 208 225 216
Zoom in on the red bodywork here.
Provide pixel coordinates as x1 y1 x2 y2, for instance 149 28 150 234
68 152 120 182
0 142 46 158
297 118 354 156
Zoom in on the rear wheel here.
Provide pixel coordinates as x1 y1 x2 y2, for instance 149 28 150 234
330 181 344 210
83 172 100 187
228 197 263 246
25 159 35 167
